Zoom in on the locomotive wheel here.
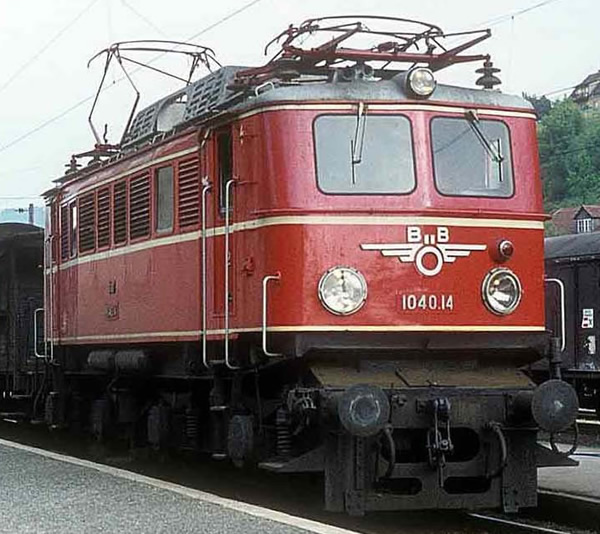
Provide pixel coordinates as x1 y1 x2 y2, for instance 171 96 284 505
227 414 254 468
90 398 112 442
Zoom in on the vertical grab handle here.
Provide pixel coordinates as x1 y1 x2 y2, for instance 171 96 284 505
201 180 212 368
262 273 281 357
545 277 566 353
224 179 239 370
43 233 55 362
34 308 45 358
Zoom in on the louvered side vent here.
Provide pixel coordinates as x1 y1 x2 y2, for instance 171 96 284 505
178 157 200 228
129 172 151 239
97 187 110 248
60 205 69 260
78 192 96 253
113 181 127 245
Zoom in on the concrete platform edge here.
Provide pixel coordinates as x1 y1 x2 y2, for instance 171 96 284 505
0 438 358 534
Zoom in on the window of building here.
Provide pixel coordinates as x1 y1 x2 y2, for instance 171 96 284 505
155 166 174 232
576 218 593 233
314 114 415 194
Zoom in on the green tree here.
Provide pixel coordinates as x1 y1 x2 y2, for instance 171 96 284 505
537 99 584 203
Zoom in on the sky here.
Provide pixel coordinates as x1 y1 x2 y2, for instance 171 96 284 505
0 0 597 210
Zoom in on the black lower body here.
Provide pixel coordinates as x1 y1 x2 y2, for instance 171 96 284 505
0 331 577 514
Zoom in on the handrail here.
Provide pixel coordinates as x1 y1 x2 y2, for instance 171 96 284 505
262 273 281 357
545 277 566 353
34 308 45 358
224 178 239 370
49 234 55 362
201 180 212 368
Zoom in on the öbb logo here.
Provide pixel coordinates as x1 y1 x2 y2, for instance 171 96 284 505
361 226 487 277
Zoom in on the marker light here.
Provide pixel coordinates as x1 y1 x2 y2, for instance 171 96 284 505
482 267 522 315
318 266 367 316
498 240 515 260
406 67 436 98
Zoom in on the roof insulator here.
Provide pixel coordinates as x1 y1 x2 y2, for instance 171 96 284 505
475 60 502 90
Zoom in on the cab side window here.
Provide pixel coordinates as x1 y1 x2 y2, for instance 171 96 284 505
155 165 174 233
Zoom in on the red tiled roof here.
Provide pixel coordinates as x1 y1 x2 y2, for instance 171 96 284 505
551 207 577 234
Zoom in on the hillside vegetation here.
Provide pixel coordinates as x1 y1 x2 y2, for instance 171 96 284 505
531 96 600 212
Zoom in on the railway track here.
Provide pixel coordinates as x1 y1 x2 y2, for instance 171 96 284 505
468 512 580 534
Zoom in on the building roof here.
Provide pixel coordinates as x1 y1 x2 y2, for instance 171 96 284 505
577 205 600 218
550 207 577 234
570 70 600 102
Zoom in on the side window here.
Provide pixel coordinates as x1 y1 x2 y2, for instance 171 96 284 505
217 129 233 212
155 166 174 233
69 202 77 258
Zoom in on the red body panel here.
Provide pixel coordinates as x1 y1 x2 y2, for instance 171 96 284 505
48 105 544 345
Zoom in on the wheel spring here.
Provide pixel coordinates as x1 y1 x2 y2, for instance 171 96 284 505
276 408 291 458
185 409 199 446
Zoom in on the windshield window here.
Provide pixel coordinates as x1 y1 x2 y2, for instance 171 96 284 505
431 117 513 198
314 114 415 194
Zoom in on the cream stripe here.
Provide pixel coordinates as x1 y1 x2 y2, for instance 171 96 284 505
53 324 545 343
61 146 198 203
237 103 537 120
55 214 543 272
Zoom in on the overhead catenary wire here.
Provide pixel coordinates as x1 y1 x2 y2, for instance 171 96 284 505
121 0 167 38
476 0 567 28
0 0 101 96
0 0 268 156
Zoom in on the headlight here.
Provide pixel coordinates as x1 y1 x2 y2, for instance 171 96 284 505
482 267 522 315
406 67 436 97
318 266 367 316
338 384 390 437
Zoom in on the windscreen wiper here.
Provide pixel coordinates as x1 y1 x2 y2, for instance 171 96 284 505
350 102 367 185
465 110 504 181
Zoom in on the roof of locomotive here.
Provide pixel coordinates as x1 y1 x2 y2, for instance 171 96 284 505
545 232 600 262
120 65 533 150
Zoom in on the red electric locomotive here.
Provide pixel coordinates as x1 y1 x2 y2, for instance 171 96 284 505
41 17 578 514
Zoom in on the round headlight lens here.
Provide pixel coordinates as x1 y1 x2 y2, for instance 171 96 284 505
318 266 367 316
407 67 436 97
338 384 390 437
482 268 522 315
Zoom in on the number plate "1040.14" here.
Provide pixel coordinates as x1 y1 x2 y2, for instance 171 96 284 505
399 294 454 312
